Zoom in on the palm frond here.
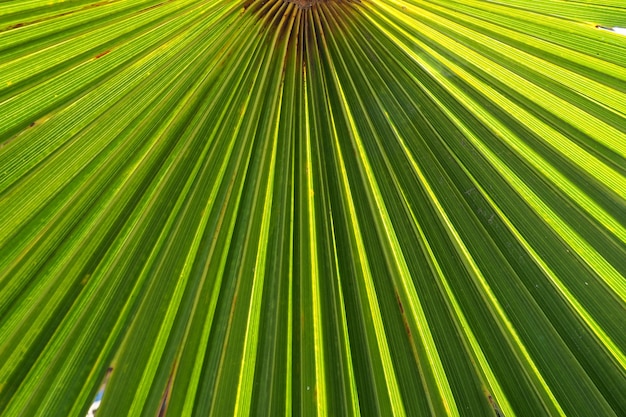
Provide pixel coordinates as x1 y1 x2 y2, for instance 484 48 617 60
1 0 625 416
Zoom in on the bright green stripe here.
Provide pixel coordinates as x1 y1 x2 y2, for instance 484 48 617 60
329 116 407 417
3 29 212 376
327 225 361 417
313 10 360 416
415 0 626 88
0 1 237 294
391 38 618 414
0 0 625 415
0 0 160 55
301 11 328 417
317 25 407 414
233 103 278 417
0 0 231 139
283 13 299 417
0 0 195 88
171 18 273 416
468 0 626 25
425 0 626 65
405 141 568 417
0 48 219 412
119 38 256 413
378 48 626 373
233 6 290 414
363 2 626 300
0 0 123 28
0 5 254 410
385 116 517 417
319 7 460 416
370 1 626 189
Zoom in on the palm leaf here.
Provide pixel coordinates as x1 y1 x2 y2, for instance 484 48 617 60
0 0 625 415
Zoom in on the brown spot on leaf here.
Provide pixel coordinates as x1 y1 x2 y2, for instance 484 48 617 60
142 2 166 12
95 50 111 59
157 362 177 417
394 288 404 314
403 318 412 337
487 392 505 417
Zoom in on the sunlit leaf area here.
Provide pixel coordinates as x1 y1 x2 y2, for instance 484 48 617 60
1 0 625 415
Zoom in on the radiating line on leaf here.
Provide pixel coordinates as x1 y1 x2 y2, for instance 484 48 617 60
378 50 626 373
0 49 208 409
327 221 361 417
233 5 292 414
3 4 245 372
360 28 620 410
334 6 626 413
307 9 361 416
384 0 626 118
308 9 407 414
324 106 408 417
398 137 568 417
319 6 462 416
426 0 626 68
0 1 239 195
278 12 301 417
0 0 236 141
0 4 268 412
0 14 226 279
384 114 517 417
303 11 328 416
320 16 576 410
361 2 626 298
323 6 493 415
1 0 625 416
367 1 626 208
183 15 290 417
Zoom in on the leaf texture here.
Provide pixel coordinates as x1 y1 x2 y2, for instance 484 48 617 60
0 0 625 416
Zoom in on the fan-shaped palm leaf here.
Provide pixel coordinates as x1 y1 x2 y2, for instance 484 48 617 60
0 0 625 416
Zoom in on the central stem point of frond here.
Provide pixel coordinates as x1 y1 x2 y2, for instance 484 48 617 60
284 0 323 9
